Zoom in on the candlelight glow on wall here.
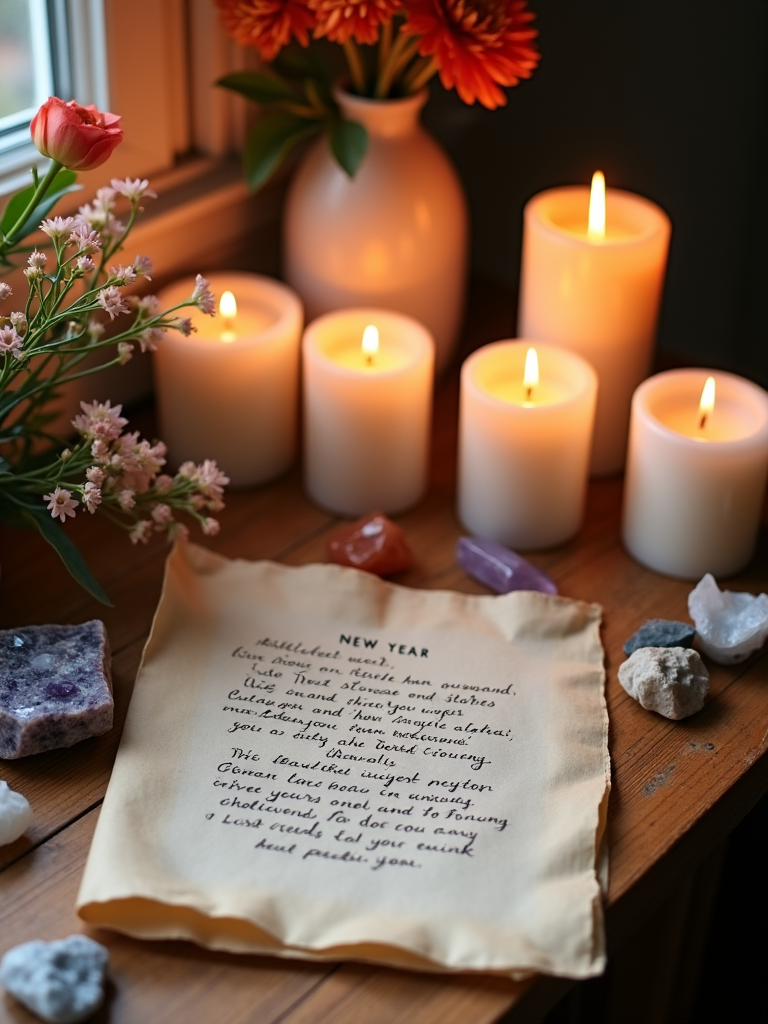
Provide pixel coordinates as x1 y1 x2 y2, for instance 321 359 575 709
587 171 606 241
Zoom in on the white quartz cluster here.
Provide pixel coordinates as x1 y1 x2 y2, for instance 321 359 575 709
0 935 108 1024
618 647 710 720
0 780 32 845
689 573 768 664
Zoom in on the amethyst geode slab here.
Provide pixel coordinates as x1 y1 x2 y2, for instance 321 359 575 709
0 621 112 759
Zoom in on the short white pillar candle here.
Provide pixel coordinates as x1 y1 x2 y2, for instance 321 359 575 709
303 308 434 516
622 369 768 579
154 272 303 488
518 178 671 475
458 340 598 549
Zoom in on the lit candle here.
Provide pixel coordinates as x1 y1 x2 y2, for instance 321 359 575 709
303 309 434 515
154 272 303 488
457 340 598 549
518 173 671 475
622 369 768 578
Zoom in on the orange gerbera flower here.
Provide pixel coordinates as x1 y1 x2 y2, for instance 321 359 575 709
309 0 401 45
404 0 539 109
215 0 317 60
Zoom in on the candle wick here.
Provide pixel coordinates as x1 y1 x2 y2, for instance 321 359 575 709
366 354 373 368
525 385 533 401
699 412 707 430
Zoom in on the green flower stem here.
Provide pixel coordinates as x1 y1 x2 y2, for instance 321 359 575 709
343 39 367 95
375 35 421 98
379 20 393 74
3 160 63 246
403 56 439 94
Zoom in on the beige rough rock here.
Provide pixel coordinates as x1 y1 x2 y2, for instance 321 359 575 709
618 646 710 720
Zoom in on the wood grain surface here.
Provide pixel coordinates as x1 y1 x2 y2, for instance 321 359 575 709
1 346 766 1024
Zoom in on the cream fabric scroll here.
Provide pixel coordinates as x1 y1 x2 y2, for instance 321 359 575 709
78 542 610 979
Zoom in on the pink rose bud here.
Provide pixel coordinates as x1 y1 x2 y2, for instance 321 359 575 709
30 97 122 171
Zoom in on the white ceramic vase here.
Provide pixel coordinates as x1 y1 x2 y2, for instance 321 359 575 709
283 89 468 374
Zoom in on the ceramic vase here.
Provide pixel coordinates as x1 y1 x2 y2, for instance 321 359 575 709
283 89 468 374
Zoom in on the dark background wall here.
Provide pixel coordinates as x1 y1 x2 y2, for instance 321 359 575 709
422 0 768 387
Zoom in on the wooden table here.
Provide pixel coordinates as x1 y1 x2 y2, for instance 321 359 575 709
1 300 766 1023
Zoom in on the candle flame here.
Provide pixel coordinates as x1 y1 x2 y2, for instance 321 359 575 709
523 346 539 401
219 291 237 318
698 375 716 430
362 324 379 366
588 170 606 241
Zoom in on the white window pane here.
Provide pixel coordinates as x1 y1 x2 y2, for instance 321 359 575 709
0 0 52 131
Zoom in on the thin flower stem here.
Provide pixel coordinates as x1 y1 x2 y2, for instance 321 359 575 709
3 161 62 246
343 39 367 95
379 19 393 74
375 35 421 98
404 56 439 94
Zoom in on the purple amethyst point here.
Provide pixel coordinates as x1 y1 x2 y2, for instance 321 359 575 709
456 537 558 596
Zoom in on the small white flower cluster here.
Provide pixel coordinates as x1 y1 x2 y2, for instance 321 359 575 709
43 400 229 542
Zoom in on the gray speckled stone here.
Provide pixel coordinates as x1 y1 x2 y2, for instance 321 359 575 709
0 622 112 759
618 646 709 720
0 934 108 1023
623 619 696 655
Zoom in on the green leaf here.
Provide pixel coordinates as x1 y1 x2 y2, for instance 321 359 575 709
217 71 298 106
1 169 80 242
273 47 332 84
244 114 323 191
327 119 368 178
21 507 113 606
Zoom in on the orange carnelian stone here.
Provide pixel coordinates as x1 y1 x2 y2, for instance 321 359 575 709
327 513 414 576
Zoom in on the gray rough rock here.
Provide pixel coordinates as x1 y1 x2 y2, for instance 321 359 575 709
623 619 696 655
0 621 113 759
618 646 710 720
0 780 33 845
0 935 108 1024
688 573 768 665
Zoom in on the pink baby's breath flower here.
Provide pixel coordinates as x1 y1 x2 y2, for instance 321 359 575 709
111 177 157 202
192 274 216 315
73 399 128 441
0 326 23 358
169 520 190 541
129 519 153 544
23 266 43 283
28 251 47 269
117 342 134 364
82 481 102 513
109 263 137 286
87 318 105 340
44 487 78 522
77 255 96 273
151 503 173 525
197 459 230 499
91 438 110 462
154 474 174 494
76 203 109 232
86 466 105 486
10 312 26 333
202 517 220 536
69 223 102 253
132 255 153 279
97 285 128 320
0 283 11 301
175 317 195 336
130 294 161 317
40 215 75 242
137 327 164 353
118 488 136 510
95 186 116 208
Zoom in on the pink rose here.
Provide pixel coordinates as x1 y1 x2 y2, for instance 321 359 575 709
30 98 122 171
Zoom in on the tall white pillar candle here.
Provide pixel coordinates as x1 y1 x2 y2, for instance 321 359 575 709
303 308 434 515
623 369 768 579
518 182 671 475
154 272 303 488
458 340 598 549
